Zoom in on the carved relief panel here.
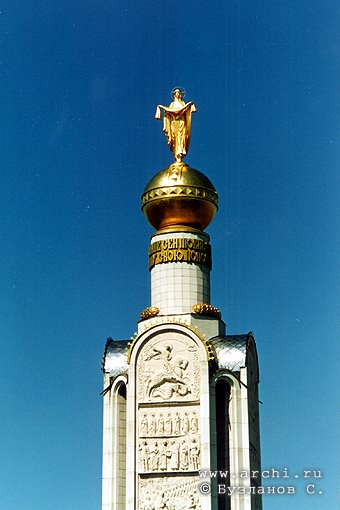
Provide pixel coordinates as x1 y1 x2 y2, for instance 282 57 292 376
138 434 200 473
139 476 201 510
136 330 204 509
137 336 200 402
139 408 199 438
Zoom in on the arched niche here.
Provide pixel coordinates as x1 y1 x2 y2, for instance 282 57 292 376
112 377 127 510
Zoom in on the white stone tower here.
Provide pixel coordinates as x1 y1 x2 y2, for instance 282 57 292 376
102 91 262 510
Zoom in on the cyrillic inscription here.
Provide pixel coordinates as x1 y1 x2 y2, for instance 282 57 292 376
149 238 211 270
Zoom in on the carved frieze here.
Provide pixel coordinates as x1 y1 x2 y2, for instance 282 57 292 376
139 476 201 510
139 409 200 438
138 435 200 473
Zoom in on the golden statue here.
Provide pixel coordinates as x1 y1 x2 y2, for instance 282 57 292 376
155 87 197 162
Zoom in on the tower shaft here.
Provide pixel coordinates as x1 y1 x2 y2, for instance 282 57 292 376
150 230 211 314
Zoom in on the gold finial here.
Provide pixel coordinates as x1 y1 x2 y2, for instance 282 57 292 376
155 87 197 162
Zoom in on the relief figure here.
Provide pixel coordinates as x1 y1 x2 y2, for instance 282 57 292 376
157 492 175 510
174 412 181 435
139 440 150 472
150 441 159 471
145 344 173 362
188 495 200 509
149 413 156 435
146 357 191 400
190 438 200 470
164 412 172 435
159 440 168 471
157 413 164 435
190 411 198 433
179 439 189 470
140 413 148 435
182 411 190 434
169 440 180 470
141 492 155 510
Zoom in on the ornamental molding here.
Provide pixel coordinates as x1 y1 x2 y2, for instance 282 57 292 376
127 319 217 365
141 184 218 206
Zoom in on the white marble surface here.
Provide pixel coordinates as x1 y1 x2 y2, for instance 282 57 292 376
150 230 211 314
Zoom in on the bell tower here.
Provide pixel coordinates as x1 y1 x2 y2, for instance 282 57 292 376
102 89 262 510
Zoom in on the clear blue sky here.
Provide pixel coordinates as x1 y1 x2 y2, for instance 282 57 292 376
0 1 338 509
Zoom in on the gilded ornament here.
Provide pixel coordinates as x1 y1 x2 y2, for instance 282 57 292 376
141 162 218 231
155 87 197 162
192 303 221 319
140 306 160 320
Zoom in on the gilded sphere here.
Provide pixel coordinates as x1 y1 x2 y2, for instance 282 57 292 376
141 162 218 231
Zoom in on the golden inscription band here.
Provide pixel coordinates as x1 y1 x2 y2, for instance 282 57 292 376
149 238 212 270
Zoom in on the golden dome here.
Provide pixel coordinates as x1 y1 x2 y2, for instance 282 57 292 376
141 162 218 231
